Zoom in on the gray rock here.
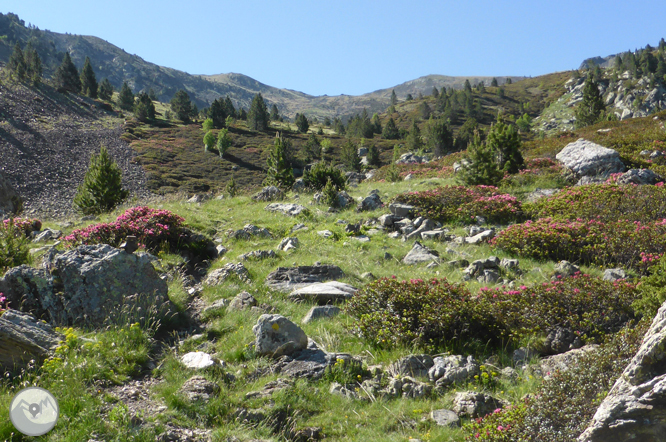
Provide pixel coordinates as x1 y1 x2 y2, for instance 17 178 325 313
245 378 293 399
288 281 356 305
292 179 306 192
215 245 228 256
317 230 334 238
603 268 627 281
181 352 217 369
396 152 426 164
291 223 308 233
32 229 62 243
265 203 307 217
525 188 560 203
346 171 366 184
405 219 437 240
179 376 220 402
228 291 257 311
387 354 434 378
465 229 495 245
579 300 666 441
204 263 251 285
345 223 361 234
336 191 355 208
0 310 63 372
350 235 370 242
0 171 22 216
543 327 582 355
540 345 599 379
420 229 451 241
330 382 360 400
252 186 284 202
203 299 228 316
500 258 520 271
379 213 402 227
357 194 383 212
453 392 505 418
556 138 624 178
186 194 210 204
389 203 416 218
403 241 439 265
230 224 272 239
277 237 299 252
429 355 480 387
554 260 580 278
253 314 308 358
302 305 341 324
513 347 538 364
477 269 500 284
265 264 344 292
239 250 277 261
447 259 469 269
431 409 460 428
616 169 664 185
396 376 432 399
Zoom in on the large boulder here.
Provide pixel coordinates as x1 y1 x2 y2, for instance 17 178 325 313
556 138 624 180
265 264 344 292
1 245 174 327
0 310 63 372
578 300 666 442
253 314 308 358
0 172 22 217
357 194 383 212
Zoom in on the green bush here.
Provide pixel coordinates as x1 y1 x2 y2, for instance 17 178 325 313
634 254 666 318
0 219 32 273
302 162 346 191
392 185 522 224
73 145 129 215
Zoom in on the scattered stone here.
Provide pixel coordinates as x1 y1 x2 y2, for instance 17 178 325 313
420 229 451 241
265 264 344 292
543 326 582 355
291 223 308 233
215 244 228 256
395 152 426 164
387 231 401 239
350 235 370 242
265 203 307 216
179 376 220 402
556 138 625 180
245 378 293 399
379 213 401 227
453 159 470 173
230 224 272 239
292 179 306 192
405 219 437 240
204 263 251 285
203 299 228 316
288 281 357 305
500 258 520 271
181 352 217 369
228 291 257 311
385 376 432 399
361 272 376 281
553 260 580 278
292 427 323 442
317 230 334 238
357 194 383 212
252 186 284 202
540 345 599 379
344 223 361 234
384 252 393 260
429 355 480 387
253 314 308 358
186 194 210 204
603 268 627 281
387 354 434 378
235 408 267 424
239 250 277 261
447 259 469 269
477 269 501 284
453 392 506 418
513 347 538 364
0 310 63 372
525 188 560 203
32 228 62 243
403 241 439 265
431 409 460 428
388 203 415 218
616 168 664 185
302 305 341 324
277 237 299 252
464 229 495 245
330 382 360 400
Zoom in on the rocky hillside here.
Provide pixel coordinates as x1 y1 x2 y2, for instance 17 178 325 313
0 12 522 120
0 82 151 217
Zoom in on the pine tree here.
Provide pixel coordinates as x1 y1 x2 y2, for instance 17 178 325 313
73 145 129 215
371 113 382 134
341 140 361 172
80 56 98 98
216 128 232 157
23 42 42 85
224 96 237 119
367 144 380 166
457 132 504 186
98 78 113 101
486 120 524 174
170 90 194 123
418 101 431 119
390 89 398 105
209 98 227 128
505 78 512 85
382 117 399 140
203 130 216 151
6 43 27 82
304 133 321 162
406 93 413 101
431 86 440 98
54 52 81 93
575 76 606 128
264 133 295 189
406 120 423 152
296 113 309 133
148 89 158 101
247 93 270 131
117 82 135 111
270 104 280 121
134 92 155 122
455 117 479 151
491 77 498 87
425 117 454 157
464 79 472 92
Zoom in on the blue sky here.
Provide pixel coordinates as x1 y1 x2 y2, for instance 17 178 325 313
3 0 666 96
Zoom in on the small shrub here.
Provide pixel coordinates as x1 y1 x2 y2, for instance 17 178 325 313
322 178 340 208
302 162 346 191
392 185 522 224
0 219 33 272
634 254 666 318
493 217 666 271
73 145 129 215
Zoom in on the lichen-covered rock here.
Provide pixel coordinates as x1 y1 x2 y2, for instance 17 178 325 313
228 291 257 311
452 392 506 418
277 237 299 252
229 224 272 240
428 355 480 387
302 305 341 324
179 376 220 402
204 263 251 285
253 314 308 358
556 139 624 179
252 186 284 202
0 310 62 372
616 168 664 185
265 264 344 292
357 193 383 212
578 300 666 442
265 203 307 216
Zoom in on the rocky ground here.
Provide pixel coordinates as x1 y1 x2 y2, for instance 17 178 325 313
0 82 151 218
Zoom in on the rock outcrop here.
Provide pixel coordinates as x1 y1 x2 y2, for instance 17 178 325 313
265 264 344 292
0 310 63 372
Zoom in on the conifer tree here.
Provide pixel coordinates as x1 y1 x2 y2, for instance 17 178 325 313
382 117 399 140
506 78 512 84
73 145 129 214
431 86 440 98
98 78 113 101
216 128 232 157
425 117 454 157
406 120 423 152
270 104 280 121
406 93 413 101
390 89 398 105
134 92 155 122
371 113 382 134
296 113 309 133
491 77 498 87
117 82 135 111
209 98 227 128
80 56 98 98
24 42 42 85
367 144 380 166
341 140 361 172
457 132 504 186
303 133 321 162
486 120 524 174
224 96 236 118
264 133 295 188
54 52 81 93
247 93 269 130
170 90 194 123
575 76 605 128
203 130 216 151
464 79 472 92
419 101 431 119
6 43 26 82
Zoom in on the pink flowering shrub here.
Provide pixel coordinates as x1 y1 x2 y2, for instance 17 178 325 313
0 293 8 313
63 206 191 253
493 217 666 272
2 217 42 236
392 185 522 224
524 183 666 222
346 275 638 352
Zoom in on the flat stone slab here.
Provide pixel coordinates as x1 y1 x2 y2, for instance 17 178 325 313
431 409 460 427
265 264 344 292
181 352 217 369
265 203 308 216
302 305 341 324
288 281 357 305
